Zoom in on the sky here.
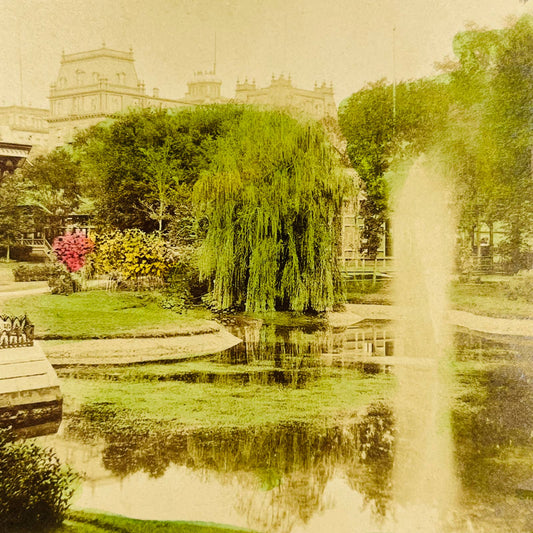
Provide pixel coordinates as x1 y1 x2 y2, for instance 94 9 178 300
0 0 531 109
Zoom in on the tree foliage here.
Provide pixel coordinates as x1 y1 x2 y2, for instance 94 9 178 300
439 15 533 269
339 78 450 256
0 170 28 259
195 109 350 312
340 15 533 269
74 106 244 234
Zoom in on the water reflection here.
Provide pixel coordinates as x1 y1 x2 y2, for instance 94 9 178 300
47 404 395 533
453 353 533 531
41 318 533 532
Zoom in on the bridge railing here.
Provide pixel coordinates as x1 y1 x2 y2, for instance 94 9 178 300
0 315 34 349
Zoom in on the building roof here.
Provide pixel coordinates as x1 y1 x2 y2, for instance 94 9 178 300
0 142 32 158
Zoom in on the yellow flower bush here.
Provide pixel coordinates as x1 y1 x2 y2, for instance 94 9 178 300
91 229 170 280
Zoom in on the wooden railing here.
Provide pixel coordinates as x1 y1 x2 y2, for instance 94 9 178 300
0 315 34 349
20 238 54 258
340 256 395 276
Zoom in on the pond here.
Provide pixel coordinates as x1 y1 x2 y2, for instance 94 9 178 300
39 319 533 533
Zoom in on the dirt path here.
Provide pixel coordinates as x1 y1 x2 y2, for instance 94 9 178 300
332 304 532 337
42 329 242 366
0 285 49 303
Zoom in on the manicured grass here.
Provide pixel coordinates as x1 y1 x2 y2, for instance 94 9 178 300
61 368 393 429
450 280 533 319
0 290 217 339
57 510 258 533
344 274 533 319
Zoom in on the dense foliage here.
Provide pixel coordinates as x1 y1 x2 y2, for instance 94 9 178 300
20 147 84 240
339 78 450 256
12 263 57 282
339 15 533 270
0 429 77 532
74 106 244 233
195 109 350 312
0 171 28 260
440 16 533 270
91 229 171 280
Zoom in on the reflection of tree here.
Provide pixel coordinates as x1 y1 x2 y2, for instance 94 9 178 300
345 404 394 520
66 405 395 532
453 363 533 530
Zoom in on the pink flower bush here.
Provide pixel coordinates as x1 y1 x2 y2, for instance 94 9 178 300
52 231 94 272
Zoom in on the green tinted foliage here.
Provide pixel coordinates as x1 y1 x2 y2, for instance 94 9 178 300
0 171 28 255
195 109 350 312
339 77 450 256
439 15 533 269
74 106 245 232
0 429 78 532
21 147 82 206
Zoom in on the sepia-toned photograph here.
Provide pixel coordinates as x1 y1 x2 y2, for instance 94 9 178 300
0 1 532 531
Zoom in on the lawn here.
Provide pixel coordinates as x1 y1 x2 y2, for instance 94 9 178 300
450 280 533 319
343 274 532 319
0 290 217 339
57 510 258 533
60 367 393 430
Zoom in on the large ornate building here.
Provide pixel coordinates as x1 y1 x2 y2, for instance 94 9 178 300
47 46 192 147
184 70 227 105
0 106 49 151
234 74 337 120
0 47 339 150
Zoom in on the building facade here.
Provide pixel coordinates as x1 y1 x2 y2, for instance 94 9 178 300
183 70 227 105
0 106 49 152
234 75 337 120
48 46 192 147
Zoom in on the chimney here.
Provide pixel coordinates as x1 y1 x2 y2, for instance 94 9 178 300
153 88 160 98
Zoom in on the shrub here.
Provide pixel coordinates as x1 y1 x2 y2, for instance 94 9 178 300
504 270 533 301
12 263 56 282
164 245 206 299
0 429 78 532
91 229 170 282
52 231 94 273
47 263 80 295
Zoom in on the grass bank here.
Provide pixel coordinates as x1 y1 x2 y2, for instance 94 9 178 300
60 365 393 430
57 510 257 533
0 290 217 339
344 275 532 319
450 279 533 319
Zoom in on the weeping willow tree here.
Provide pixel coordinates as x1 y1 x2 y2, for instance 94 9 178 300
194 108 351 313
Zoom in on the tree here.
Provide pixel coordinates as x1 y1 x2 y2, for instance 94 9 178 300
339 78 450 257
20 147 83 240
139 139 181 233
194 108 351 312
438 16 533 270
489 16 533 269
0 170 27 259
74 106 244 234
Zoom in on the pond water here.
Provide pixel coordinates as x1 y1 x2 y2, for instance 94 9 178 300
39 319 533 533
